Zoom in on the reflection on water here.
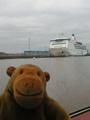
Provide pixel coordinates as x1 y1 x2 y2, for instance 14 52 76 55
0 57 90 113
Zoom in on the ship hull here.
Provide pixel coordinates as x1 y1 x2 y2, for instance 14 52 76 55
50 48 88 57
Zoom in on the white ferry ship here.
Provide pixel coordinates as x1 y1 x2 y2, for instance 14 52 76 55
49 34 88 56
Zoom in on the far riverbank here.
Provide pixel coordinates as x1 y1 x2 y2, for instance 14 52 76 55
0 54 54 59
0 53 89 59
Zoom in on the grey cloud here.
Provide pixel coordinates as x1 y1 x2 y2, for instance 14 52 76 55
0 0 90 53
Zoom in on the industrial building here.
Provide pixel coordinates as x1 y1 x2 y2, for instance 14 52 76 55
24 51 50 55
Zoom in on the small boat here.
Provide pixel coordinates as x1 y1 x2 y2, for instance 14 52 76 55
49 34 88 57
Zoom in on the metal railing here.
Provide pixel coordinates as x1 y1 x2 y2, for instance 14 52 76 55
70 106 90 118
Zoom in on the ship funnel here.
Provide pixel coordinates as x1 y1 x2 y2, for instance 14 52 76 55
72 34 76 40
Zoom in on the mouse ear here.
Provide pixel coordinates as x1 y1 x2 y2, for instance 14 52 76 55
6 66 16 77
44 72 50 82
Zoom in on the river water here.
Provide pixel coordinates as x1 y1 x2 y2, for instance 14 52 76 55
0 56 90 113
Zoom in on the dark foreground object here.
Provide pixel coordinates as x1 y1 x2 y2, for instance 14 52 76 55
70 107 90 120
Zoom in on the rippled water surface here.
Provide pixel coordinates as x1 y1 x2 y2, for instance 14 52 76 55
0 56 90 113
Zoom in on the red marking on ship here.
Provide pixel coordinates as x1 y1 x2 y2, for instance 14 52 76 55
76 42 82 45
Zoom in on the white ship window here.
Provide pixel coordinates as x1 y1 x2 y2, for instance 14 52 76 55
74 44 86 50
52 42 66 45
50 39 70 42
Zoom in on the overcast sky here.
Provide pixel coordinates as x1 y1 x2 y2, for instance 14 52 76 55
0 0 90 53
